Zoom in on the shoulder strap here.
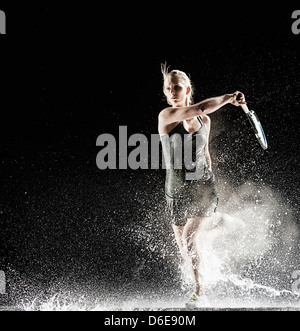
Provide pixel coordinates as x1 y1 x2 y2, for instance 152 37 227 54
197 116 204 127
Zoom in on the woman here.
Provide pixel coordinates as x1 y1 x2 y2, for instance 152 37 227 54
158 64 246 305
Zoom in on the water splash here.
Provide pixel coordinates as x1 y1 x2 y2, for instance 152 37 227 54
179 180 300 308
10 179 300 311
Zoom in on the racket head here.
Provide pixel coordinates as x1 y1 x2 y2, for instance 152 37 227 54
247 110 268 150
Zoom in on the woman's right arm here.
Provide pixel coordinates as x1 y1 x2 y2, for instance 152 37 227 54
159 92 246 126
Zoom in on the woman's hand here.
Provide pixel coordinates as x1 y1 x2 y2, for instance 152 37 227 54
230 91 247 107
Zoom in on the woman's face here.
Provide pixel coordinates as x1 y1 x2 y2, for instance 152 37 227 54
164 75 191 107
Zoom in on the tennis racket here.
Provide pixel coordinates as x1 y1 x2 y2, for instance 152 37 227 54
240 103 268 150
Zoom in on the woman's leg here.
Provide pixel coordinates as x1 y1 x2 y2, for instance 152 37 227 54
173 218 215 295
172 225 188 260
182 217 206 295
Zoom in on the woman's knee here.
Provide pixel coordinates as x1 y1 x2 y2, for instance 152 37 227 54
182 218 203 254
182 219 198 242
182 233 197 256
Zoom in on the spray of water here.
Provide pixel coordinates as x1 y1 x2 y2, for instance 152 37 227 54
17 176 300 311
179 180 300 308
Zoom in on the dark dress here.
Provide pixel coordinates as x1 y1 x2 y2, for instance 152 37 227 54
160 116 218 226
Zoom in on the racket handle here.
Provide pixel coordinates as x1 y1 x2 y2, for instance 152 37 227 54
241 104 250 114
235 93 250 113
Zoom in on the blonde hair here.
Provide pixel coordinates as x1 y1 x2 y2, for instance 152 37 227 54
161 62 194 106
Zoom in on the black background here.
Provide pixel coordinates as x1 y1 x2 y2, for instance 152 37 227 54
0 4 299 306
